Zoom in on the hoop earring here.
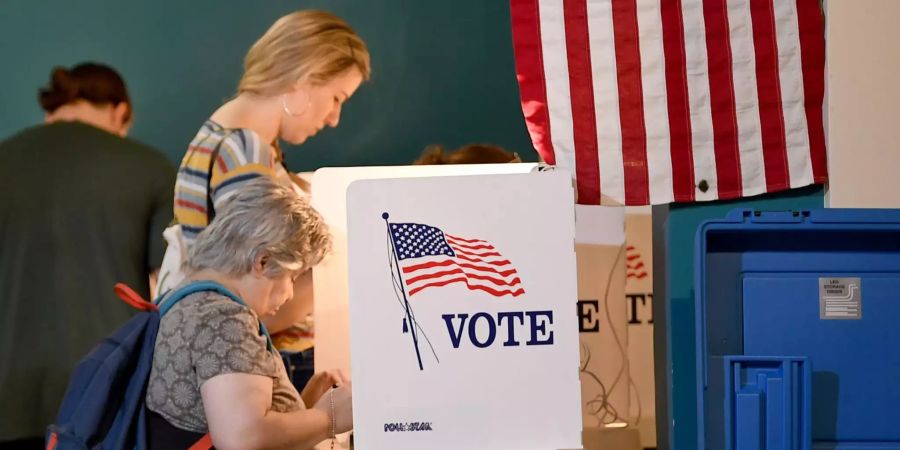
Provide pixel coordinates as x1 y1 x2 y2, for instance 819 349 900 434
282 92 310 117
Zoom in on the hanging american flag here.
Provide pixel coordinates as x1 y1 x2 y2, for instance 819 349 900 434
510 0 827 205
388 222 525 298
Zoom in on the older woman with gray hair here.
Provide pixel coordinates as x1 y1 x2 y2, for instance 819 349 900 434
145 177 351 450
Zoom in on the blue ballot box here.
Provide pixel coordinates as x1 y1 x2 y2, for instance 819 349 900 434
694 209 900 450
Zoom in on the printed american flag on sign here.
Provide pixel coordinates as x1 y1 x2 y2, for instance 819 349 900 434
388 222 525 298
510 0 827 205
625 245 648 279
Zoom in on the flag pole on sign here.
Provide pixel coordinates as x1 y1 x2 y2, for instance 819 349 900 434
382 212 424 371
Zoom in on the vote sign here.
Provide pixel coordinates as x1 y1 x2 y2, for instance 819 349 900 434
347 172 582 450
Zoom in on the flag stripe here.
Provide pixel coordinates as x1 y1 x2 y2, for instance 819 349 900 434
661 0 696 202
612 0 651 205
682 0 720 201
589 0 626 204
795 0 827 182
728 0 768 198
750 0 790 191
451 247 503 259
510 0 556 164
403 257 515 273
455 253 513 267
637 0 675 204
409 277 525 297
541 0 578 172
444 240 496 251
445 235 487 244
406 263 509 281
406 267 521 288
403 259 519 277
564 0 602 204
773 0 813 188
704 0 743 198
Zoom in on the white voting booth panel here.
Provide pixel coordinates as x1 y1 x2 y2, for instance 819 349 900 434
311 164 537 374
346 172 581 450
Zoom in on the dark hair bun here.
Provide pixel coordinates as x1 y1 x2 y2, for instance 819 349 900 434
38 67 79 113
36 63 131 120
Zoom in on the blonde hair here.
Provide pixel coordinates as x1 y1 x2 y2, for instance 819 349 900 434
239 10 371 96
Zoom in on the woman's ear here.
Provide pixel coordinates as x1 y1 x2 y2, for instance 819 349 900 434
111 102 131 137
253 254 270 277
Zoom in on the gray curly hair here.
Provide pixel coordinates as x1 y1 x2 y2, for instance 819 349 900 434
185 177 331 277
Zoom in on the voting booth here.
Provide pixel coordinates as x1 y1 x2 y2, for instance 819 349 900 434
310 165 637 449
345 171 581 449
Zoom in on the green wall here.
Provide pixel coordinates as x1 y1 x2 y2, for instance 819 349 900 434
0 0 535 170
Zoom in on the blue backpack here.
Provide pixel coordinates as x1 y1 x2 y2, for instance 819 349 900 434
45 281 267 450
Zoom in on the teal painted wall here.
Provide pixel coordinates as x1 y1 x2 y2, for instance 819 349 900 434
663 185 825 449
0 1 534 170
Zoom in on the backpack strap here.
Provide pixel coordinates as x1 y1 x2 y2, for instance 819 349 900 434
114 283 159 312
188 433 213 450
157 280 274 352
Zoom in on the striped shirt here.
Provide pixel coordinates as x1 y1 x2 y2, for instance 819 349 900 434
174 120 274 244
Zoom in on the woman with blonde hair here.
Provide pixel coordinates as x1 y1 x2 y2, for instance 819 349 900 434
156 10 370 332
146 177 350 449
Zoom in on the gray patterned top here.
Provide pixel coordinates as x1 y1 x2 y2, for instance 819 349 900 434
146 290 304 432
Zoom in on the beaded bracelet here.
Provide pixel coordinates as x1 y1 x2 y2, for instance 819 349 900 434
330 384 337 449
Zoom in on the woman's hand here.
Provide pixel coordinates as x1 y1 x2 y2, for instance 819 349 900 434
312 382 353 435
301 369 349 407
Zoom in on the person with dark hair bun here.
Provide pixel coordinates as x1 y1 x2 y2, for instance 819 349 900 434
39 63 133 136
0 62 175 448
413 143 522 165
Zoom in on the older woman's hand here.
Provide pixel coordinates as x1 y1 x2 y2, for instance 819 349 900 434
301 369 349 407
312 382 353 435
